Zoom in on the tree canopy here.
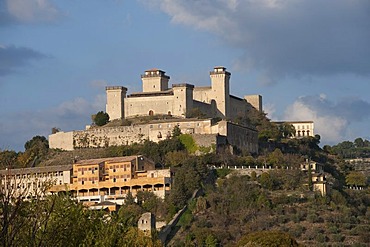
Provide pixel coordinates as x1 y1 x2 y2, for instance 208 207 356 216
92 111 110 126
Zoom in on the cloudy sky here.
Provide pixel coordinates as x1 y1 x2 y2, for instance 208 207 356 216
1 0 370 151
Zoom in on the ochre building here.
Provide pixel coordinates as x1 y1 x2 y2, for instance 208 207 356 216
0 155 172 206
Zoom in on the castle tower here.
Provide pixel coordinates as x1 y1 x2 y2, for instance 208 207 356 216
210 66 230 118
138 212 156 236
244 95 263 112
172 83 194 118
141 69 170 92
106 86 127 120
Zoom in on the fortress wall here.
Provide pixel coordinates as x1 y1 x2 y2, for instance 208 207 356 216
73 125 150 148
124 95 175 118
193 100 215 118
229 96 249 120
193 87 212 104
226 122 258 154
49 120 258 154
49 131 74 151
244 95 262 112
191 134 218 148
147 119 214 142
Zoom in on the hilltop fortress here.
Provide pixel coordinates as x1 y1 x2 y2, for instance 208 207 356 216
49 67 262 153
107 66 262 120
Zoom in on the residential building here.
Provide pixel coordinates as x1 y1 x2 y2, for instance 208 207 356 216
0 155 172 207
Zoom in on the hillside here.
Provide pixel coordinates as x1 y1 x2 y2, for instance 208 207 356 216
167 169 369 246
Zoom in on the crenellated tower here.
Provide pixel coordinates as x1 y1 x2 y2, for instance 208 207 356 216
141 69 170 92
210 66 230 118
106 86 127 120
172 83 194 118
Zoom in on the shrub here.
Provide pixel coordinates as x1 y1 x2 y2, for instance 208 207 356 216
237 231 299 247
178 134 198 153
315 233 326 242
289 225 305 238
332 234 345 242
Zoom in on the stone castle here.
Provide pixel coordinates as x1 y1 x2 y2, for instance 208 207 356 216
106 66 262 121
49 66 262 153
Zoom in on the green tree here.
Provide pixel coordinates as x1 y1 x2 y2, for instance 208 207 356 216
165 150 188 166
93 111 110 126
259 172 273 190
354 137 365 148
19 135 49 166
172 125 182 137
346 172 367 187
267 148 284 167
205 234 218 247
308 162 313 191
178 134 198 153
24 135 49 151
279 123 296 138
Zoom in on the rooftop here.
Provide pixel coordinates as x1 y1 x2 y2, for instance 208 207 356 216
0 165 73 176
74 155 143 166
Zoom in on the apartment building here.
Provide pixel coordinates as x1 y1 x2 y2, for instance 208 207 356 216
67 155 171 205
0 165 72 199
0 155 172 206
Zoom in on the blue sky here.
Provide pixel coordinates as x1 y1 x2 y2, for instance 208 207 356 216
1 0 370 151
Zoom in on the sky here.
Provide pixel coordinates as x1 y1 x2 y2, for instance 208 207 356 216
1 0 370 151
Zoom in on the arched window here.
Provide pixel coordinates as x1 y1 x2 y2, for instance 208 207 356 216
149 110 154 116
168 111 171 116
307 130 310 136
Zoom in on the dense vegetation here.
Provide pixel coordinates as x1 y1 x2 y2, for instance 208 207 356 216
1 113 369 246
0 191 163 246
325 138 370 159
169 170 369 246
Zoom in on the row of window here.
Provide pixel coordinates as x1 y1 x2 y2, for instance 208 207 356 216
296 125 311 130
6 180 64 189
11 172 64 179
150 122 201 129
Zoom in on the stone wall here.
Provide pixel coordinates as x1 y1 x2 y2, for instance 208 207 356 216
125 95 175 118
191 134 218 148
72 125 149 148
217 120 258 154
244 95 263 112
49 119 259 154
49 131 74 151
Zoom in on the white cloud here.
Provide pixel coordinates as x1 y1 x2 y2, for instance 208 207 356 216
263 103 276 119
6 0 60 23
284 95 370 144
147 0 370 81
284 100 347 143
